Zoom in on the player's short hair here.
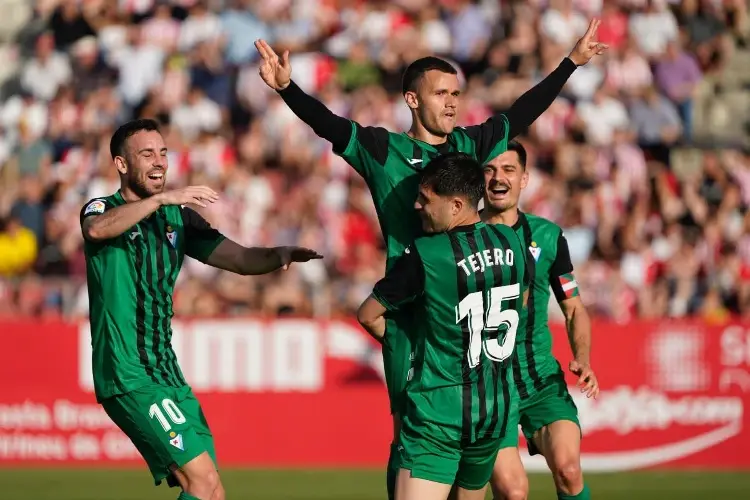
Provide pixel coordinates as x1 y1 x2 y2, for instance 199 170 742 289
419 153 485 209
402 56 458 95
507 140 527 170
110 118 161 160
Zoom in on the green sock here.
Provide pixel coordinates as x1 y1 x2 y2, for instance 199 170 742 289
557 484 590 500
386 442 399 500
177 493 201 500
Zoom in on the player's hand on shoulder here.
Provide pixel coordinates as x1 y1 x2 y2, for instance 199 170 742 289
277 246 324 271
569 359 599 399
254 39 291 91
568 18 608 66
154 186 219 208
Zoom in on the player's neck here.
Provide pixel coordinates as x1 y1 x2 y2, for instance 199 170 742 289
407 121 448 146
449 211 481 230
481 207 519 227
119 186 147 204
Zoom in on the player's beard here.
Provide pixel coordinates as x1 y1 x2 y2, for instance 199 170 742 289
128 170 163 199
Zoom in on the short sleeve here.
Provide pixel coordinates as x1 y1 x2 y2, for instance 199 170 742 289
181 207 226 263
80 198 111 226
548 232 578 302
337 122 392 182
372 245 425 311
460 114 510 164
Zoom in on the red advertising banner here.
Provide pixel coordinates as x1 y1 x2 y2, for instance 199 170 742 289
0 318 748 471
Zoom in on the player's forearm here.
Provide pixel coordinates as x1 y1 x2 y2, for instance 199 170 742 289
277 80 352 151
504 58 577 138
83 197 161 242
566 303 592 364
237 247 284 275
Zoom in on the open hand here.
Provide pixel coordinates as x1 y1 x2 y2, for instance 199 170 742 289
569 359 599 399
155 186 219 208
255 39 291 91
568 19 609 66
278 246 323 270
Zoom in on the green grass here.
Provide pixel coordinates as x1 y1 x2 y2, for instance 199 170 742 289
1 468 749 499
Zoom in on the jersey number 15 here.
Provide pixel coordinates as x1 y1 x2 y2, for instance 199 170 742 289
455 283 520 369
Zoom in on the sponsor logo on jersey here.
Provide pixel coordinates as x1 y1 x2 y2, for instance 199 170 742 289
83 200 106 216
168 431 184 451
129 230 140 241
528 241 541 262
166 225 177 248
408 158 422 165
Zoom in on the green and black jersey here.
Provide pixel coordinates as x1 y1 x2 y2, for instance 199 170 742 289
511 212 579 400
80 192 225 402
371 222 529 442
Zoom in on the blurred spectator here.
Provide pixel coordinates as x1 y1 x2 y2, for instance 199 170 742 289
0 0 747 320
655 40 702 140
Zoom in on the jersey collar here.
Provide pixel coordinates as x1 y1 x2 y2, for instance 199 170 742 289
449 221 485 233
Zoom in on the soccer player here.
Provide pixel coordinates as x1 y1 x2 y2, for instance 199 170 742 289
80 119 322 500
357 153 528 500
481 141 599 500
255 20 605 499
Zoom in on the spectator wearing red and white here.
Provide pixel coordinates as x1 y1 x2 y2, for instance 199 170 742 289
141 2 181 52
605 41 653 96
533 97 574 144
597 0 629 51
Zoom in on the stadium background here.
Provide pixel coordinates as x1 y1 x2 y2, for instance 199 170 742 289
0 0 749 498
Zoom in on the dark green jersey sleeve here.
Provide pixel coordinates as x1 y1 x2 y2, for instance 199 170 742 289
80 198 111 225
460 114 510 164
548 232 578 302
181 207 226 263
372 245 424 310
80 198 115 246
337 122 392 182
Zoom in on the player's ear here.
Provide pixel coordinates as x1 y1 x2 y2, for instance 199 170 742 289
452 197 463 216
404 91 418 110
114 156 128 176
520 169 529 190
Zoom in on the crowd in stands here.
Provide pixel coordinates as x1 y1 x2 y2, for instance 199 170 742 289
0 0 748 322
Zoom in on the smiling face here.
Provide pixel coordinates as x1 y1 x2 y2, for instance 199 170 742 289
483 149 528 213
115 129 169 199
405 70 461 137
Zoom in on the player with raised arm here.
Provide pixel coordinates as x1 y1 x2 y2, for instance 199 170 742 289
80 119 322 500
481 141 598 500
255 20 605 499
357 153 529 500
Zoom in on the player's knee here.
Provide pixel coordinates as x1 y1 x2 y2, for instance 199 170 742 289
185 468 220 499
491 472 528 500
552 459 583 492
210 479 226 500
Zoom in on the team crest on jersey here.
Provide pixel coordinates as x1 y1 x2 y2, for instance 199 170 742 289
166 225 177 248
168 431 184 451
528 241 542 262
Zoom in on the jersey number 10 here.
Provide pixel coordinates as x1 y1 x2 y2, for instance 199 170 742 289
455 283 520 369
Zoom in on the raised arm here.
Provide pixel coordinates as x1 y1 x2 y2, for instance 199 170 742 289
506 19 608 139
81 186 218 243
255 39 353 152
182 207 322 275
